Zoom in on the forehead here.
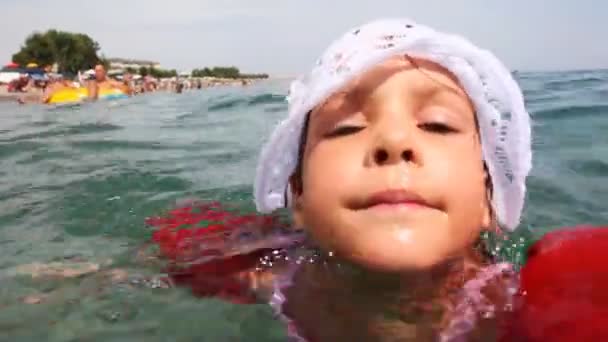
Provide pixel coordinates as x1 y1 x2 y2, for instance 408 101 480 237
311 55 470 117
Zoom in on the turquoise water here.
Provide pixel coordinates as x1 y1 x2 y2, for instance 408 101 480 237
0 71 607 341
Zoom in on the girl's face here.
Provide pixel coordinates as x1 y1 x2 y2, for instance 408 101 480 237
292 56 491 272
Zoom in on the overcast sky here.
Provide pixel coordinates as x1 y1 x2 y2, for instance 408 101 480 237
1 0 606 75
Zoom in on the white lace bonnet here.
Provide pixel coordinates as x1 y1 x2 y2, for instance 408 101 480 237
254 18 532 231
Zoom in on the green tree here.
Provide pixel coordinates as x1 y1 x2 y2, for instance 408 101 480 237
210 66 240 78
12 29 102 74
148 67 159 78
138 66 149 76
12 33 55 67
188 66 268 79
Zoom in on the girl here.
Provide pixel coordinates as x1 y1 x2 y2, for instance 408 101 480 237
152 18 532 341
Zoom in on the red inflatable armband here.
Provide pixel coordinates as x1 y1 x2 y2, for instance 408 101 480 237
146 200 299 304
502 225 608 341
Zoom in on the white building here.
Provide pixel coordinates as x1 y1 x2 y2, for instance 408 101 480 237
107 58 161 72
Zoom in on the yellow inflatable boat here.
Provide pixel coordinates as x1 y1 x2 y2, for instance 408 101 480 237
47 87 128 105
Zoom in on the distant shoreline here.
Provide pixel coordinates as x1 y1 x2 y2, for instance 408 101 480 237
0 85 41 102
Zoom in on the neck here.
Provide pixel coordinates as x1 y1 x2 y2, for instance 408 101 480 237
283 247 489 341
335 252 483 298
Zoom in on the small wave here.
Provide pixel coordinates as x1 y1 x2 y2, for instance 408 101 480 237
1 123 123 143
544 76 606 91
207 93 285 112
532 104 608 119
247 94 285 106
16 150 73 165
207 98 247 112
523 88 557 99
565 159 608 178
197 118 240 130
0 141 45 159
69 140 172 151
55 169 193 237
265 105 287 113
529 176 579 205
28 120 56 127
199 150 253 165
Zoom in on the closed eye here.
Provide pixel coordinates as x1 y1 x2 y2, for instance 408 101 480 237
418 122 458 134
324 125 365 138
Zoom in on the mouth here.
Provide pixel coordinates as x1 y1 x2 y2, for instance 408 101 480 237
353 189 435 211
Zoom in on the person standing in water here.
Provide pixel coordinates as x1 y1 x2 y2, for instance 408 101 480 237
175 78 184 94
86 64 130 100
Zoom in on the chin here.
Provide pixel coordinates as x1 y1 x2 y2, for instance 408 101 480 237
342 242 448 273
372 257 445 273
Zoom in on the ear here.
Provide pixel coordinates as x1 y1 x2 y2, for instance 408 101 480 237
481 198 492 231
481 166 495 232
289 174 305 229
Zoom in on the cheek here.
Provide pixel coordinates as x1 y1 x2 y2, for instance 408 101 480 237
298 143 364 246
302 143 364 199
426 138 485 195
426 142 487 233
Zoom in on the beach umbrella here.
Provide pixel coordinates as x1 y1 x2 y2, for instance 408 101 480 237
25 68 45 76
4 62 19 69
26 62 38 68
1 67 24 73
30 74 49 81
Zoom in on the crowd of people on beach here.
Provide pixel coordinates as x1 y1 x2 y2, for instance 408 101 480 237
0 63 257 105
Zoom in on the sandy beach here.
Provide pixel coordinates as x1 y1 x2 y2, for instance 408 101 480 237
0 84 43 103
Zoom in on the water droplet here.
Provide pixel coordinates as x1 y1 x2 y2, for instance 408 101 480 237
482 310 495 319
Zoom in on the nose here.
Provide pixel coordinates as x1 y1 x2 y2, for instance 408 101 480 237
373 145 413 165
369 117 416 166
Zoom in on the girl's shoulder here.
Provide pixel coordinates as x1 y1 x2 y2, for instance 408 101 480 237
147 200 308 303
441 262 519 341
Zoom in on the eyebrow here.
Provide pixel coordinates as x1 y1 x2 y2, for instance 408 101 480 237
310 90 354 120
426 84 474 113
421 78 468 98
310 74 472 124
